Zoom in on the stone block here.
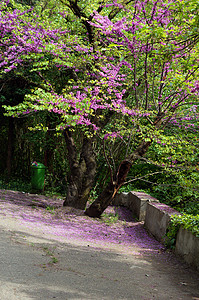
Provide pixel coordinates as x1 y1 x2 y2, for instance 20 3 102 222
113 191 159 221
144 202 180 242
175 227 199 271
128 191 159 221
113 192 129 207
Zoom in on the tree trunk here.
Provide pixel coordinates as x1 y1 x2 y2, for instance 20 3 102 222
44 120 54 174
63 129 96 210
78 135 97 205
85 160 131 217
63 160 87 209
6 118 14 178
85 140 151 217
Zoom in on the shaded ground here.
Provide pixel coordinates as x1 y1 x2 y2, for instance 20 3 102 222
0 189 198 300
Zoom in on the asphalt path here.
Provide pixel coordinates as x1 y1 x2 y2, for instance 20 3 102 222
0 190 199 300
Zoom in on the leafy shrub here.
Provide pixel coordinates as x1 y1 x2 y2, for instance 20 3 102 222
0 176 31 193
166 214 199 248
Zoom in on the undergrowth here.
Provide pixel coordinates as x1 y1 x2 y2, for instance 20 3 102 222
0 176 31 193
165 214 199 249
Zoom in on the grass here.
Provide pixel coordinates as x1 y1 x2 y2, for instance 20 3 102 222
42 246 58 265
101 210 119 225
45 205 56 214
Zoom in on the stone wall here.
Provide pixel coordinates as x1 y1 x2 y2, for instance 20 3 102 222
175 227 199 270
144 202 181 242
114 191 159 221
113 191 199 271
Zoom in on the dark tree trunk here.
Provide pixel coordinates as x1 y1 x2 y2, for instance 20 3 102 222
85 160 132 217
44 120 54 174
78 135 97 205
63 129 96 210
44 147 53 173
85 141 151 217
6 118 14 177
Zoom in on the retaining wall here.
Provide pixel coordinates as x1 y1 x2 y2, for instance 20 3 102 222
144 202 181 242
114 191 159 221
114 191 199 271
175 227 199 270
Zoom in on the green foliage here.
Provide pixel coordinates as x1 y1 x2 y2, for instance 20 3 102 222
118 123 199 215
120 165 199 215
45 205 55 214
166 214 199 248
101 209 119 225
150 169 199 213
0 176 31 193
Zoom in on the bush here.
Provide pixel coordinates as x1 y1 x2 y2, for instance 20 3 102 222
166 214 199 248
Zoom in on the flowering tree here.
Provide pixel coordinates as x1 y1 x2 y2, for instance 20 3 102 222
1 0 198 216
84 0 199 216
1 0 132 209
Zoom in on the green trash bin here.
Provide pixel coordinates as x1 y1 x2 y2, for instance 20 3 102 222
31 162 46 191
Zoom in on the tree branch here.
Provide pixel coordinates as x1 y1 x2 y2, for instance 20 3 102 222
103 139 114 185
108 0 135 20
124 171 164 185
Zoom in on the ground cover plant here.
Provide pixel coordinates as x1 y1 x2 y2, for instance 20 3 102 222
0 0 198 218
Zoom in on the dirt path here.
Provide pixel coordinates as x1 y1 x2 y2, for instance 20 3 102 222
0 189 198 300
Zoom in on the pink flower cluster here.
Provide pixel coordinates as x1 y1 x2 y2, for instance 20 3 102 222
1 0 198 137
